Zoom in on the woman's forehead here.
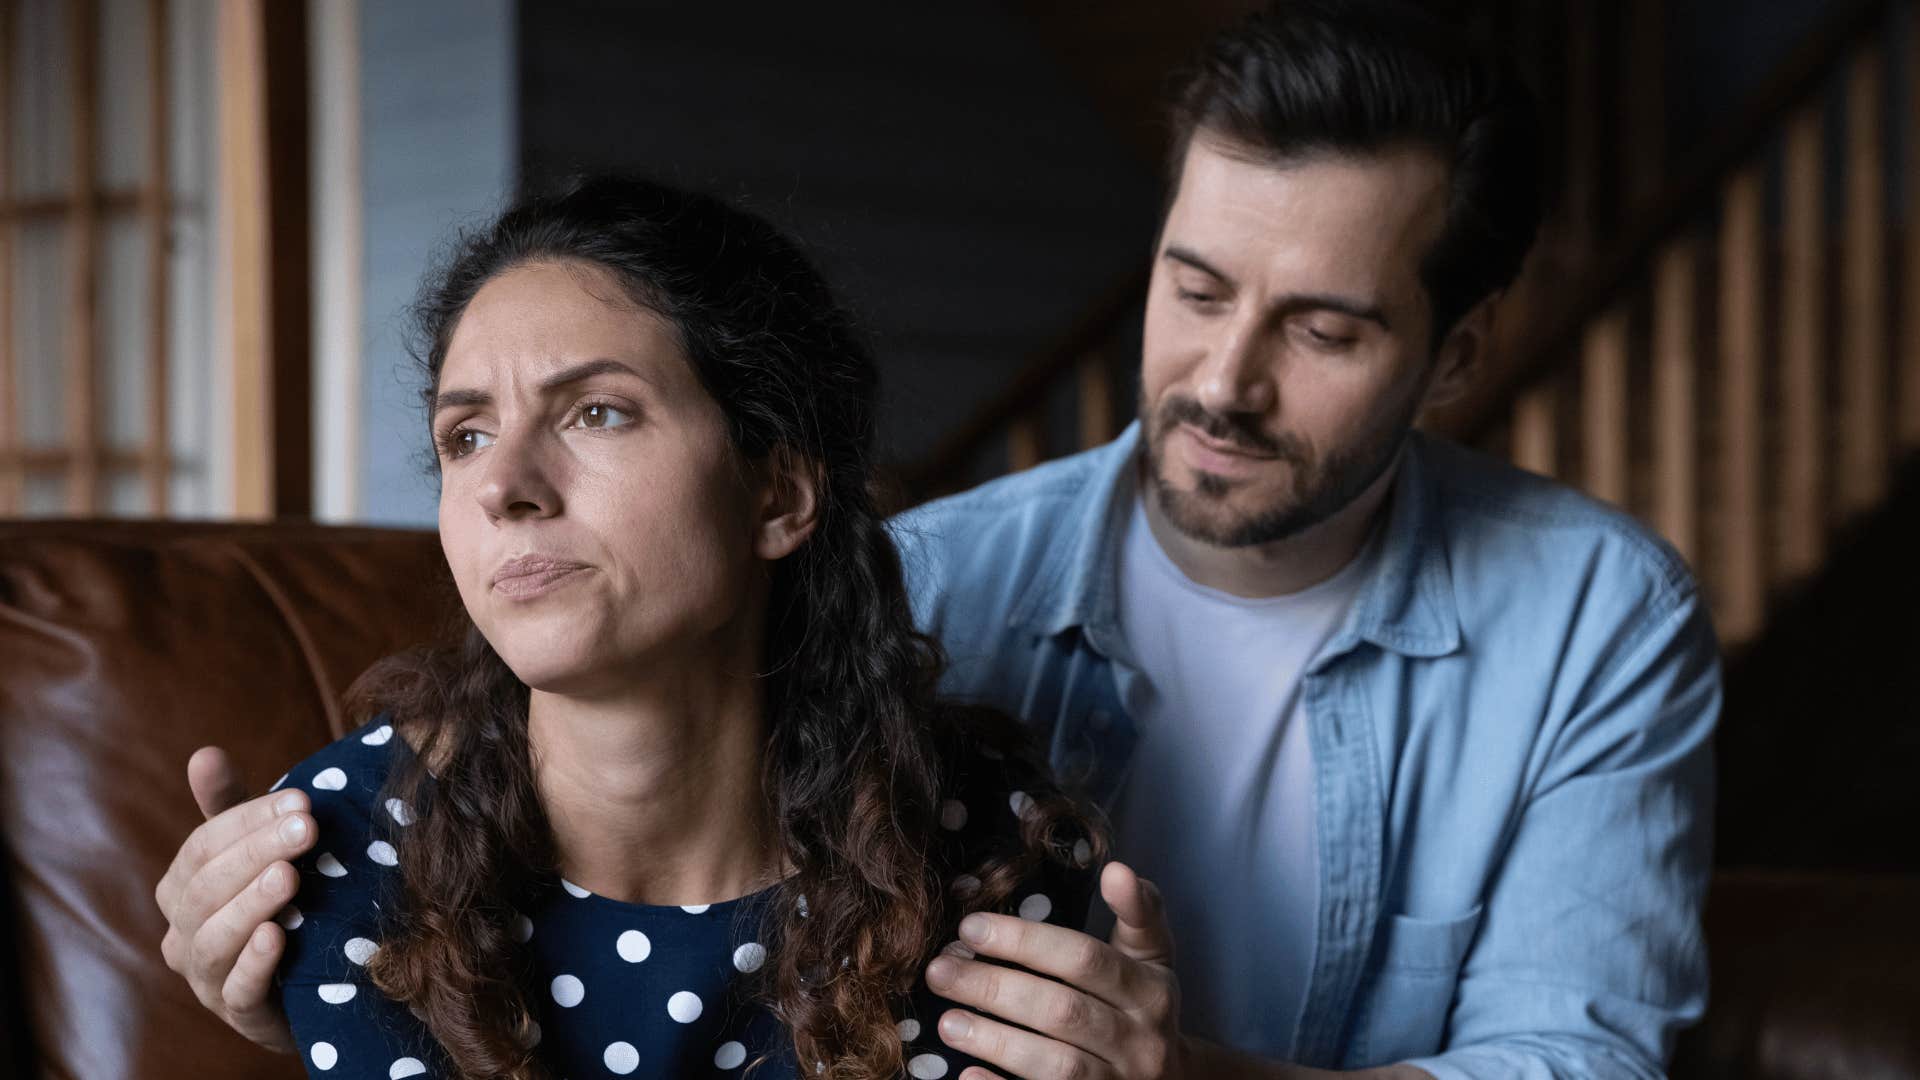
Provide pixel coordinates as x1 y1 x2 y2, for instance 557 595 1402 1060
440 262 683 388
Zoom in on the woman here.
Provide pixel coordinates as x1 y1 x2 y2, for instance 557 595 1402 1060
272 176 1100 1080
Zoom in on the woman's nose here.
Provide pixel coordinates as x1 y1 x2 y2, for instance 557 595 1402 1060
475 431 563 522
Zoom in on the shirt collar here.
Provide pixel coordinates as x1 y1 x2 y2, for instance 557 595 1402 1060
1012 423 1461 664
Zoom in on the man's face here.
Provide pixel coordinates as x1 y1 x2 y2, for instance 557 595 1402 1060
1139 135 1463 548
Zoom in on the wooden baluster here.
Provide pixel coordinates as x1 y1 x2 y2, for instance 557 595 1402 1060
1905 7 1920 451
67 0 102 514
0 0 15 512
1511 380 1558 478
145 0 172 514
1651 239 1697 565
1840 44 1888 518
1007 415 1043 473
1581 306 1630 506
220 0 272 516
1076 351 1114 452
1718 167 1766 645
1779 104 1826 580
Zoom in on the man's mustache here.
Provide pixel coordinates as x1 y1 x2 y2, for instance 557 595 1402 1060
1153 396 1302 462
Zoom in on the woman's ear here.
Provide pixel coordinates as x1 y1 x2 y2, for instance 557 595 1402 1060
754 447 823 561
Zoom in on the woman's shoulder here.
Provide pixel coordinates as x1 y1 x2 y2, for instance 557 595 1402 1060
934 704 1104 925
271 714 414 833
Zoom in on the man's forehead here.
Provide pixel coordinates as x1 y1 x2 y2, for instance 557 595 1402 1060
1165 136 1450 268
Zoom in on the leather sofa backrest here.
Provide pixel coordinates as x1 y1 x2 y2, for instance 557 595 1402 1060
0 522 449 1079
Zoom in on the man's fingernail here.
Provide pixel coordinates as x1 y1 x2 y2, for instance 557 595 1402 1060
274 792 304 815
958 914 989 945
253 925 275 952
278 815 307 845
261 865 286 894
925 957 957 987
939 1011 972 1041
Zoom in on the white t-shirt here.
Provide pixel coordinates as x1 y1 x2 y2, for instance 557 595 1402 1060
1105 492 1375 1056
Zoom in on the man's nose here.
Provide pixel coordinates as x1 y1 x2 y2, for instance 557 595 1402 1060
1192 317 1275 417
475 430 563 522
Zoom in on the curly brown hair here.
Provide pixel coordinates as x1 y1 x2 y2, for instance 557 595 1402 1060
347 176 1104 1079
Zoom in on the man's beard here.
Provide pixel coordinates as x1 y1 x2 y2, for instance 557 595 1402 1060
1142 392 1414 548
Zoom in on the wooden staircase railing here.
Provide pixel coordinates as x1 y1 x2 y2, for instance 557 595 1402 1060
1436 0 1920 646
898 0 1920 653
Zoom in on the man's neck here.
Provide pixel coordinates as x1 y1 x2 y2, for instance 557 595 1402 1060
527 646 780 907
1142 454 1400 599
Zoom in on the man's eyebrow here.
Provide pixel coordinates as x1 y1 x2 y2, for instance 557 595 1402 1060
1164 245 1391 331
432 358 648 419
1274 293 1392 331
1163 245 1233 284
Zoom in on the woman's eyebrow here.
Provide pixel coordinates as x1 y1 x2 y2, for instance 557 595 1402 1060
432 358 650 420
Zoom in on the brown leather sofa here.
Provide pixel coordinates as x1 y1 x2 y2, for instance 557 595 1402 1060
1 520 1915 1079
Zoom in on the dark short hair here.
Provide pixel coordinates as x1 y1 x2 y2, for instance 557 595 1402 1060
1166 0 1543 342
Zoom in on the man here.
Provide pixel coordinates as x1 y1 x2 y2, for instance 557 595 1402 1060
155 3 1716 1077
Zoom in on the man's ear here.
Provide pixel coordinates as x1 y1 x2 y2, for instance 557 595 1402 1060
754 447 823 561
1424 292 1500 412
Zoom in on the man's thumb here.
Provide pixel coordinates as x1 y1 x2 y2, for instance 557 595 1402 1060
187 746 249 821
1101 860 1175 966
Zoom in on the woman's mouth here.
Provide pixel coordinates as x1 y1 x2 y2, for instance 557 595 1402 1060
491 555 592 600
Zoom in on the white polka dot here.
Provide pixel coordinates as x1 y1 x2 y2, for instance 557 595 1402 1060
512 913 534 943
897 1018 921 1041
908 1052 949 1078
310 1041 338 1070
666 990 704 1023
367 841 398 867
343 937 378 966
269 772 289 792
316 852 347 878
1009 791 1036 819
680 903 710 914
604 1041 640 1074
312 767 347 791
317 983 357 1005
384 798 414 826
616 929 651 963
732 941 765 973
939 799 968 830
550 973 585 1008
1019 893 1053 921
362 724 394 745
560 878 590 898
796 894 810 918
388 1058 425 1079
714 1041 747 1069
1072 838 1093 867
519 1019 542 1048
951 874 981 896
276 905 303 930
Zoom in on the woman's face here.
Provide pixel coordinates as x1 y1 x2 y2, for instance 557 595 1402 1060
431 259 763 697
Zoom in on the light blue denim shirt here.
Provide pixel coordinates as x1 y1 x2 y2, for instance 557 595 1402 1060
889 423 1717 1079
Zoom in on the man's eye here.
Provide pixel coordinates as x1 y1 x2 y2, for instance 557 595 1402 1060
1177 288 1220 306
572 402 635 430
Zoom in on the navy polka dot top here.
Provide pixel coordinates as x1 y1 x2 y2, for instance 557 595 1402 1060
273 716 1093 1079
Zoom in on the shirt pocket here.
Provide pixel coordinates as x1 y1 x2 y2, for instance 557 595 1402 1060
1350 904 1484 1066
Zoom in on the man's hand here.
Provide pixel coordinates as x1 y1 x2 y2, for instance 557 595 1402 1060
925 861 1189 1080
154 746 312 1054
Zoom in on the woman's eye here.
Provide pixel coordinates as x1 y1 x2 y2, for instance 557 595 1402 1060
572 402 635 430
440 427 494 459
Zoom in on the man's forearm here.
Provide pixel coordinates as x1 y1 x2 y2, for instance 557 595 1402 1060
1188 1037 1437 1080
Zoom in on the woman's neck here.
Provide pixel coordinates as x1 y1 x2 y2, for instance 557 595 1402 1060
528 652 779 907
